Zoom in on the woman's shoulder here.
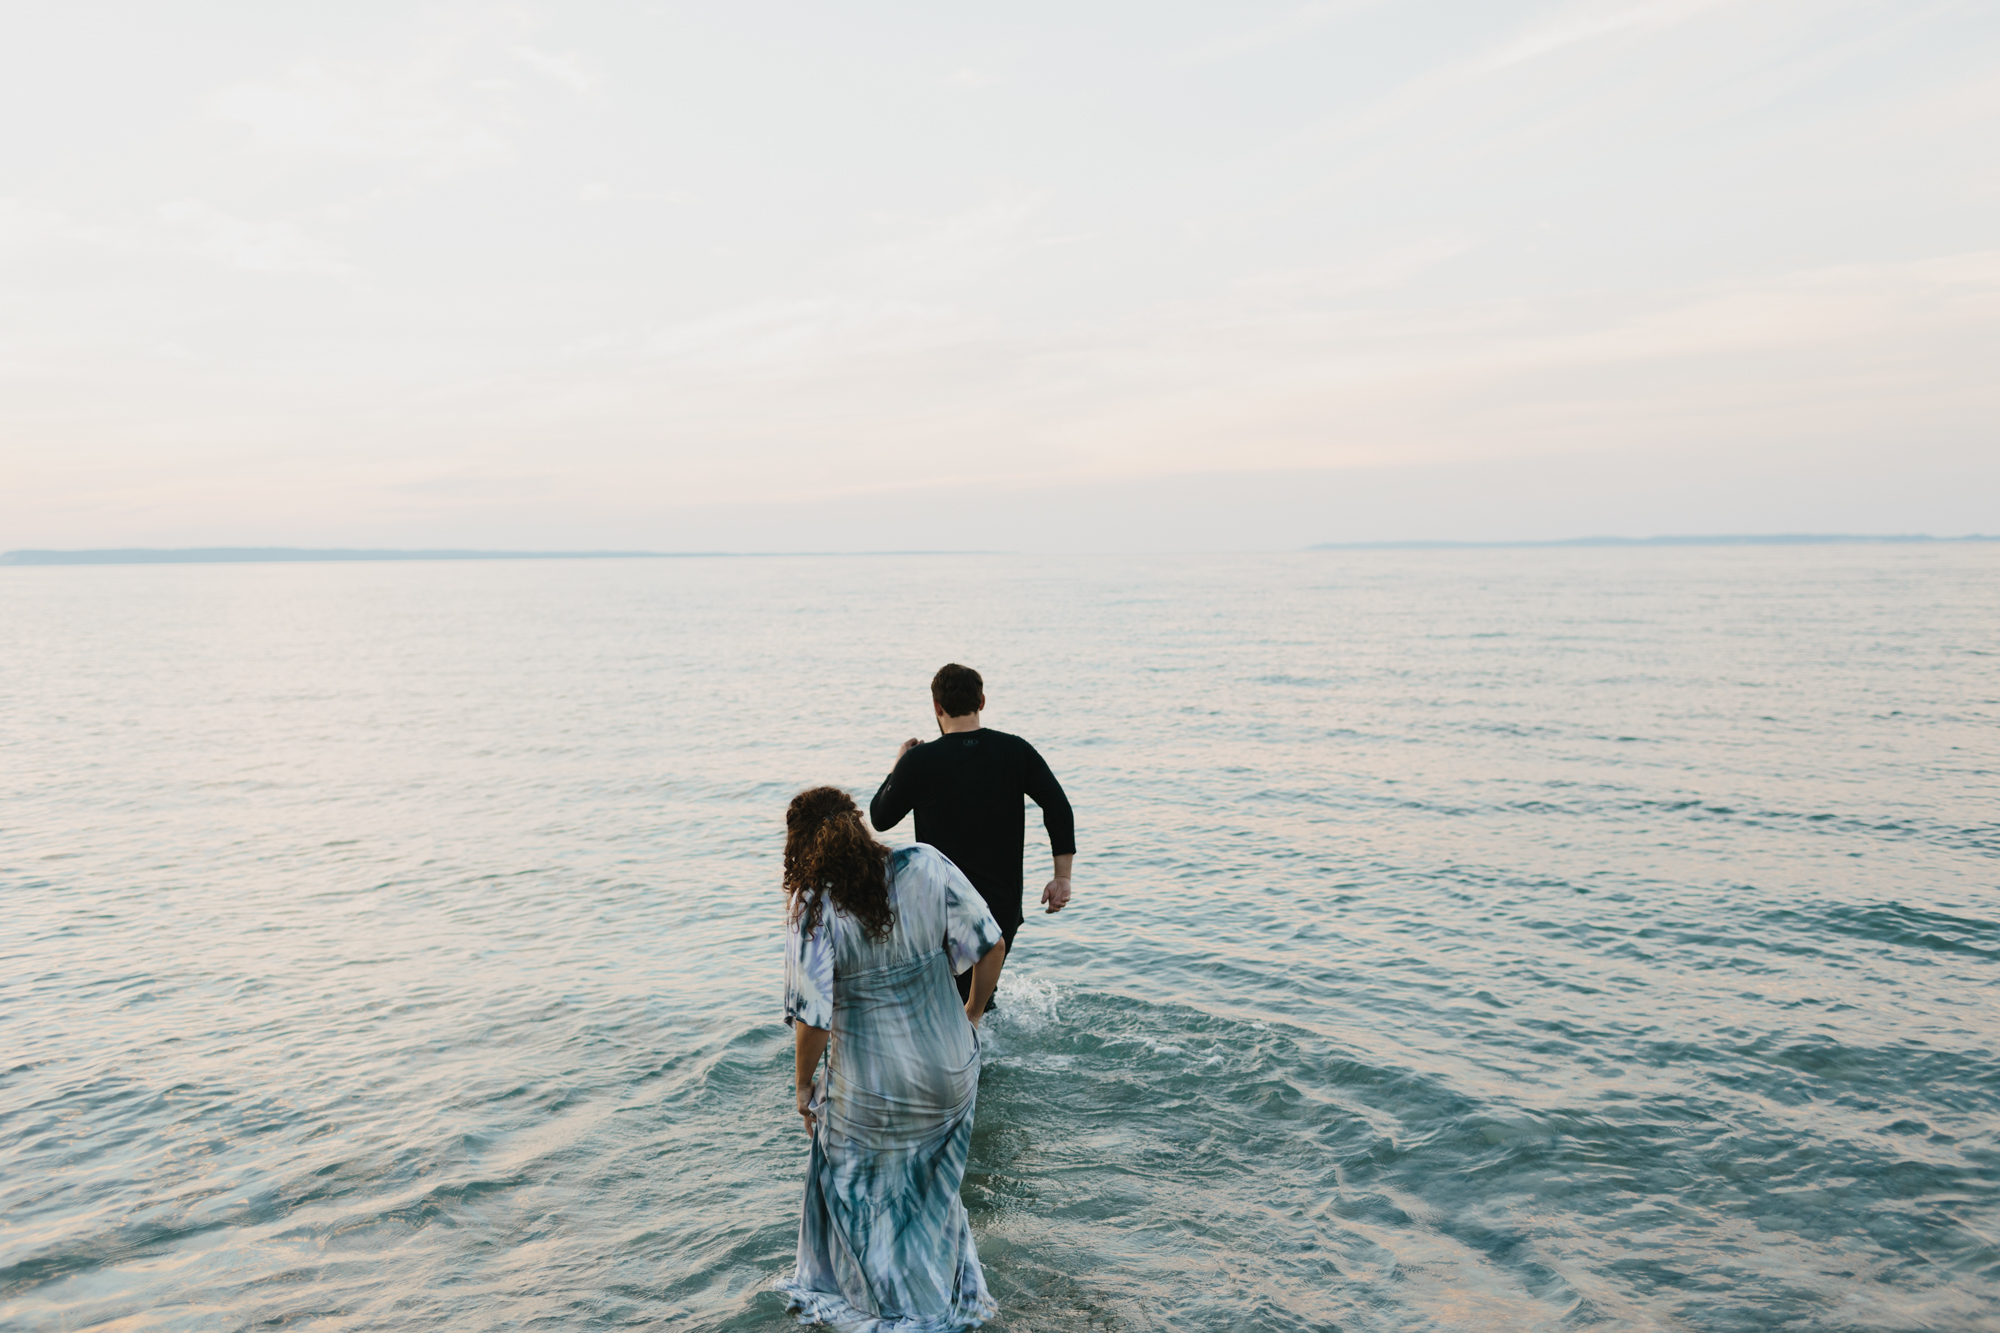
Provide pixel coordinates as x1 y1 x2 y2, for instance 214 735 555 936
890 843 954 880
790 887 831 929
888 843 930 873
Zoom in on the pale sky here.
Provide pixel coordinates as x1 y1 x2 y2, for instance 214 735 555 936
3 1 1996 551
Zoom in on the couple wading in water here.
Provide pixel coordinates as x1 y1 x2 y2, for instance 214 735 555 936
776 663 1077 1331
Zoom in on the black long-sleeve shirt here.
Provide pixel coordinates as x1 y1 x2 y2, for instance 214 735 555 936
869 728 1076 936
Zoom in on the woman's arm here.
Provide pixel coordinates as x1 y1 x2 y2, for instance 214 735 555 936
794 1022 830 1134
964 938 1006 1027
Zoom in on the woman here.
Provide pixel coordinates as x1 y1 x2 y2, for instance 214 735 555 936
776 786 1008 1331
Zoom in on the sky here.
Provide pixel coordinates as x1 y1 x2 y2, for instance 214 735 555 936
2 1 1996 552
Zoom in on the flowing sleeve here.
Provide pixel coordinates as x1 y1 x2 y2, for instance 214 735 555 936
784 901 835 1030
933 849 1005 976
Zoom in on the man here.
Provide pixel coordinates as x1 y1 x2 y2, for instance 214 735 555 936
870 663 1075 1009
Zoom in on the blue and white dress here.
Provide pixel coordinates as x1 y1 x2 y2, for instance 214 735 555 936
778 844 1007 1332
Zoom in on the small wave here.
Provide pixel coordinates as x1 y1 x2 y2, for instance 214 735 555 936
1809 901 2000 959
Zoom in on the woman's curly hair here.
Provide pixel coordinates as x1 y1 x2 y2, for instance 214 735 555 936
784 787 894 941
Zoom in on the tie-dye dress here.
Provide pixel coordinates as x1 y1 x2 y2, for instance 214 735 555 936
777 844 1007 1332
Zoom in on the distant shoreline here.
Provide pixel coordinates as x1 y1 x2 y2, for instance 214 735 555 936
1308 534 1998 550
0 548 1003 566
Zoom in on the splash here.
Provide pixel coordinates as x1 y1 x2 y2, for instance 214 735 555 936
989 969 1062 1036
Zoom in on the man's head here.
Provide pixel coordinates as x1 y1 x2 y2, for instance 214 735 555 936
931 663 985 720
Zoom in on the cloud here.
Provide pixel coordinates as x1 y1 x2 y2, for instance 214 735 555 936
488 244 1999 511
1171 1 1387 68
0 196 348 276
1523 249 2000 368
209 64 511 171
1890 67 2000 135
621 200 1051 375
846 197 1045 290
1232 237 1476 300
1473 0 1735 75
154 201 351 275
1333 0 1739 135
0 198 75 261
643 297 967 370
8 2 1994 549
514 45 598 94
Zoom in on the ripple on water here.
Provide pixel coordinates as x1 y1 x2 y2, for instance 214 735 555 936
2 548 1997 1331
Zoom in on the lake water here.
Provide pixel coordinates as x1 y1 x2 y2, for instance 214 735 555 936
3 547 1996 1332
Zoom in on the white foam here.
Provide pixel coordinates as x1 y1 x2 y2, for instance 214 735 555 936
991 969 1062 1035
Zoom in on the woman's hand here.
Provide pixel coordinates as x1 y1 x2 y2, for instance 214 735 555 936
797 1085 818 1136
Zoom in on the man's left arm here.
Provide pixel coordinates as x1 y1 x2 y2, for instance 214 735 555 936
1021 742 1076 913
870 744 921 833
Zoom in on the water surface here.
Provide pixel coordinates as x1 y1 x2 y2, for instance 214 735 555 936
3 548 1996 1330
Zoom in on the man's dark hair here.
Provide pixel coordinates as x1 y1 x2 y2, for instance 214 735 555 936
931 663 983 718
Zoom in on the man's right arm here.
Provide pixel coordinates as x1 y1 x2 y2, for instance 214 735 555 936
869 747 919 832
1020 741 1076 858
1020 740 1076 913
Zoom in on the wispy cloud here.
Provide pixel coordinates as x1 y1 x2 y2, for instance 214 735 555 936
624 200 1050 374
1473 0 1735 74
1232 237 1476 301
1522 249 2000 367
0 196 349 276
210 64 511 171
0 198 75 261
154 201 351 275
1889 67 2000 135
935 68 1001 90
496 245 2000 507
514 44 599 95
6 2 1995 547
847 196 1045 290
643 297 968 370
1332 0 1739 135
1171 1 1387 69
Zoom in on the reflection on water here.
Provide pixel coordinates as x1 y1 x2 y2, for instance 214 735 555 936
2 548 1996 1330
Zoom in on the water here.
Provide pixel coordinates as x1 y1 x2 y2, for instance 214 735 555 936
2 548 1996 1332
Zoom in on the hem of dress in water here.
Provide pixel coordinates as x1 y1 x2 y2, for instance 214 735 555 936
773 1277 996 1333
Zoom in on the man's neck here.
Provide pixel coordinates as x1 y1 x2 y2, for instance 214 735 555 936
938 712 982 735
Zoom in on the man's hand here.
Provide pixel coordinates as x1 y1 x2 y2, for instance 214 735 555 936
897 737 921 761
1040 877 1072 914
797 1086 818 1136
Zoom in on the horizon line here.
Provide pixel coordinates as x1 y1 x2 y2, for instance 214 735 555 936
1307 533 1999 550
3 534 1996 566
0 547 1013 567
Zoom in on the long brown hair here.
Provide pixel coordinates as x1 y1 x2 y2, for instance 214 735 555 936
784 786 894 941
